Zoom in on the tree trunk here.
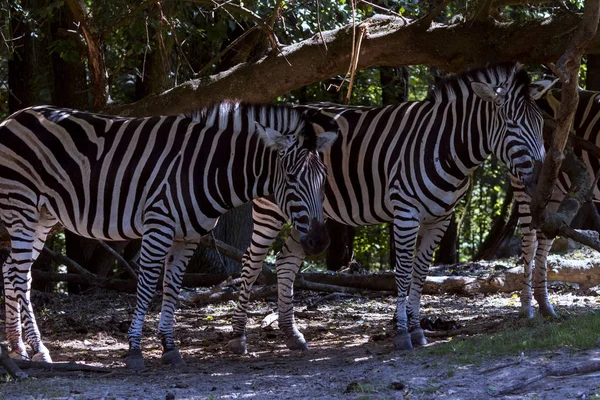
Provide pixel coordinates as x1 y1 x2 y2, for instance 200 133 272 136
474 186 514 260
8 0 38 113
66 0 107 110
51 4 89 110
135 4 174 99
325 220 355 271
586 54 600 90
187 203 254 274
434 215 458 264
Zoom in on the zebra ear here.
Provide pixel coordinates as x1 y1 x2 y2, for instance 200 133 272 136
255 122 294 152
315 130 337 152
471 82 504 105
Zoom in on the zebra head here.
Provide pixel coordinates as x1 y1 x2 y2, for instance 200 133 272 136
471 63 546 195
255 116 338 255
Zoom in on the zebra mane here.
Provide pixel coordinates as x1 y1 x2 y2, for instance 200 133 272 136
428 62 532 102
183 101 317 145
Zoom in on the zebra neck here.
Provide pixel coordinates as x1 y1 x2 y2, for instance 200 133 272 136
188 129 276 214
428 101 493 183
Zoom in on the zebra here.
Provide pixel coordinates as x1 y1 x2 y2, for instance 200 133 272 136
227 62 546 354
0 102 338 369
513 87 600 319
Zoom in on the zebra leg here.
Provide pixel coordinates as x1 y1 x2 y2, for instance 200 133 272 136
228 199 285 355
391 215 420 351
2 212 56 362
158 240 198 365
512 178 536 319
533 233 557 318
276 228 308 351
126 226 175 370
407 217 452 347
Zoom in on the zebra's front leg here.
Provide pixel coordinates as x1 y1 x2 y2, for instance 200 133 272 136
158 240 198 365
276 229 308 351
513 179 536 319
126 228 174 370
228 202 283 354
391 217 420 350
407 218 452 347
533 232 557 317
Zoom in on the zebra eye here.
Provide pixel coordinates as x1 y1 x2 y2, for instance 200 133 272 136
287 174 298 184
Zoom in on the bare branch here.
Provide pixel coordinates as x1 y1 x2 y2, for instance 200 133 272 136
95 241 138 279
413 0 451 29
41 247 97 283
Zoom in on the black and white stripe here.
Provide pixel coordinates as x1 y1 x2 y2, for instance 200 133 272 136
513 88 600 318
227 63 546 354
0 102 337 368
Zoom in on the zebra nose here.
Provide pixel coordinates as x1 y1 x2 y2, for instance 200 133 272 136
300 218 330 255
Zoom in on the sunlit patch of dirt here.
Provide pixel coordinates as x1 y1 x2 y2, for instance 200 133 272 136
1 262 600 399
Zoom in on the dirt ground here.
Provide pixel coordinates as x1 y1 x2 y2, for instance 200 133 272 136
1 263 600 400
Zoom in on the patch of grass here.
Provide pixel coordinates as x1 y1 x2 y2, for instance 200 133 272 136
345 380 387 394
418 311 600 364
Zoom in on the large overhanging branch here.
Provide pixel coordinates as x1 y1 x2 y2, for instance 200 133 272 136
105 12 600 117
530 0 600 243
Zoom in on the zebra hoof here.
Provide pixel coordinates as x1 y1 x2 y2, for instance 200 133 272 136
538 302 557 318
519 305 535 319
161 348 184 365
126 349 145 371
31 351 53 363
285 335 309 351
227 337 248 355
394 332 414 351
410 328 428 347
8 350 29 361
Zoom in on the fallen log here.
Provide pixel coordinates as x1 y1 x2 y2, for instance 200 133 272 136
31 270 232 293
13 359 112 373
24 249 600 297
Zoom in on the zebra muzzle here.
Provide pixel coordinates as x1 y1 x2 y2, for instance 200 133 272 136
300 218 330 255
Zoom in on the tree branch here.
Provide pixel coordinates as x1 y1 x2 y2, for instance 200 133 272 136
530 0 600 240
104 12 600 117
495 0 557 6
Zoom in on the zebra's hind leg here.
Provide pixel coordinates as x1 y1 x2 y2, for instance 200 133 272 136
2 210 56 362
126 226 175 371
158 240 198 365
228 199 285 355
533 232 557 318
276 229 308 351
406 217 452 347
